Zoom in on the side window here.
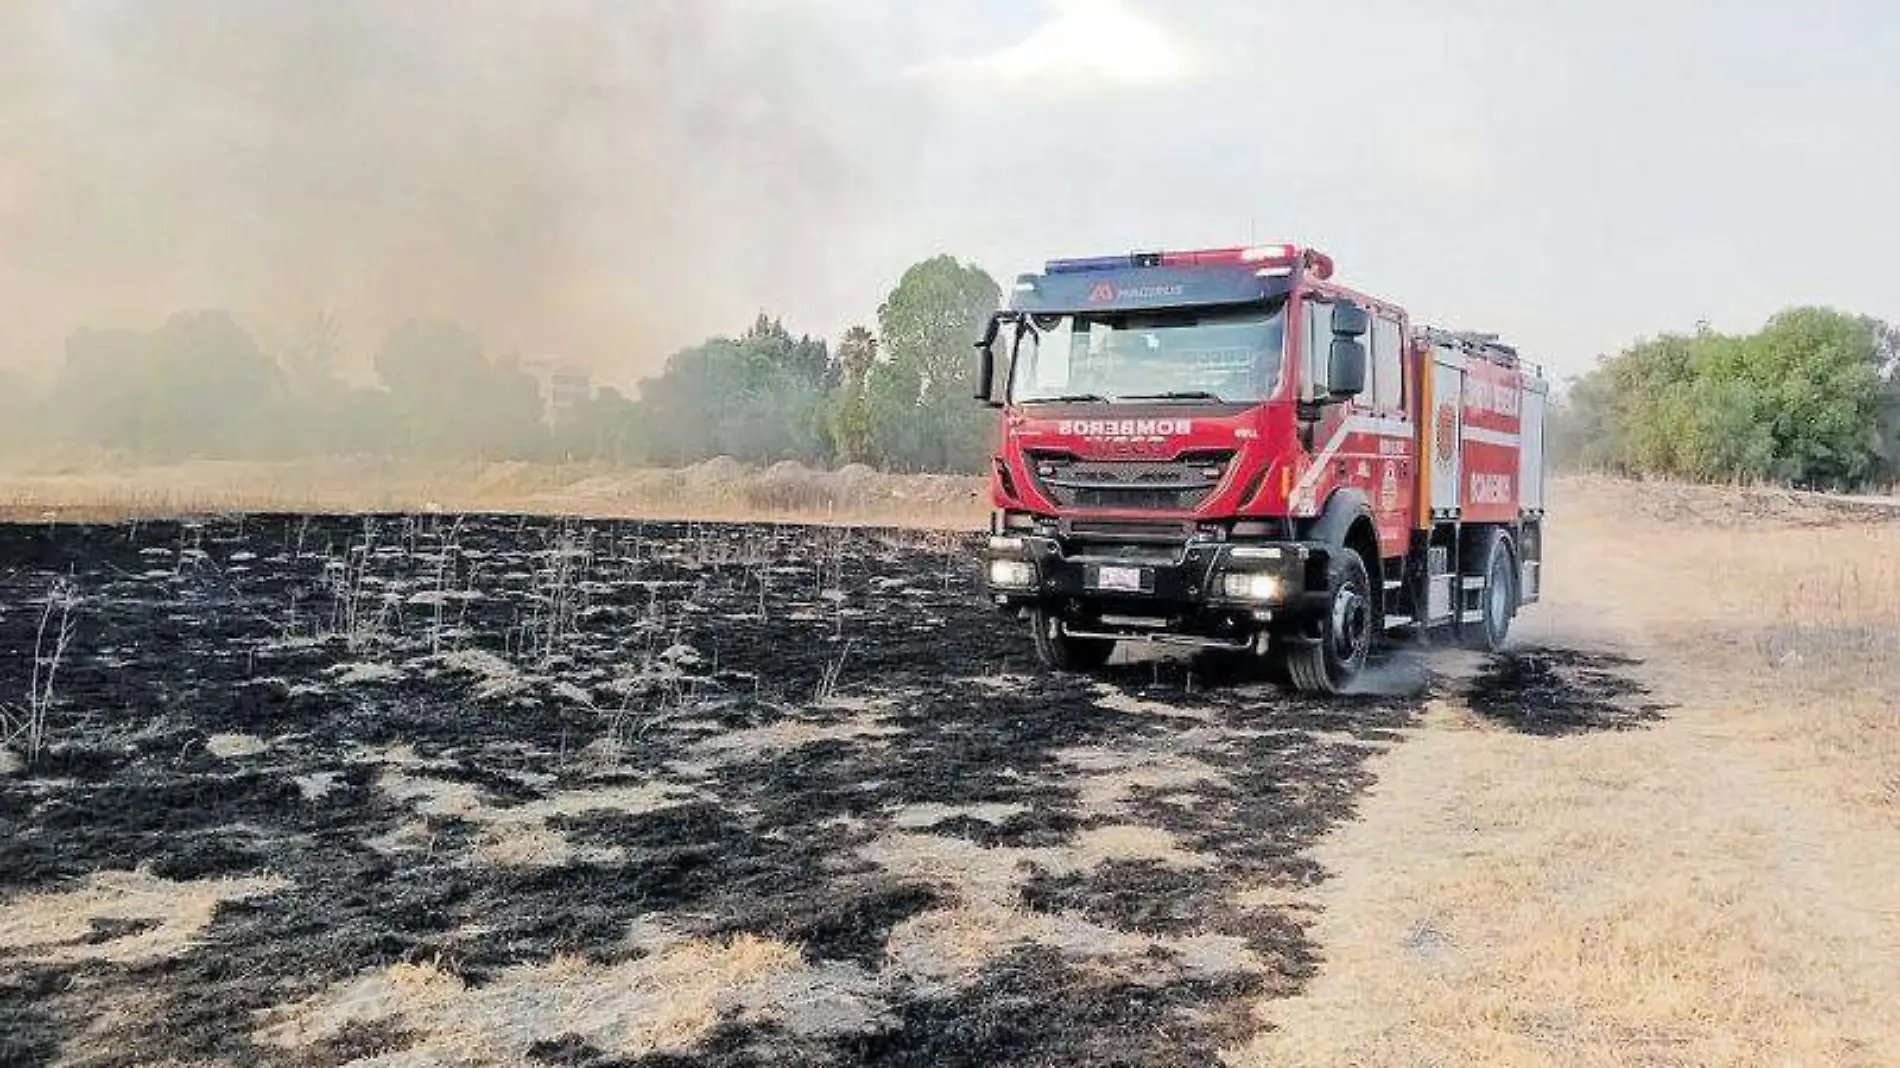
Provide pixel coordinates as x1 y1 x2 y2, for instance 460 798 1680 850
1301 298 1330 400
1370 315 1404 411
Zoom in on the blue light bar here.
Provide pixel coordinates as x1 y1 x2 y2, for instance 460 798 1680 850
1043 254 1135 274
1010 264 1291 314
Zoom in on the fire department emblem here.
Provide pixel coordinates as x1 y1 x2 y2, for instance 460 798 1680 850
1087 282 1116 302
1434 403 1457 463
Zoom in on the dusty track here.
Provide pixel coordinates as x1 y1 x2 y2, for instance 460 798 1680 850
0 516 1656 1066
1237 481 1900 1066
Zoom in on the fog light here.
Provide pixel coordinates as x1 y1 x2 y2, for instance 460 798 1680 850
988 558 1036 588
1228 545 1284 561
1221 572 1283 601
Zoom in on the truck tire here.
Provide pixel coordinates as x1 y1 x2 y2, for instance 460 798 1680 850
1030 610 1115 672
1461 533 1516 652
1286 547 1373 694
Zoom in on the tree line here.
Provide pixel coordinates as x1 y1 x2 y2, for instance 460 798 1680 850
1550 307 1900 490
0 255 1002 474
6 260 1895 491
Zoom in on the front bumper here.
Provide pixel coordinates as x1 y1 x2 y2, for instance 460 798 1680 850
982 533 1322 634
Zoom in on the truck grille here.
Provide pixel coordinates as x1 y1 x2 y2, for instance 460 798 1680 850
1028 451 1234 512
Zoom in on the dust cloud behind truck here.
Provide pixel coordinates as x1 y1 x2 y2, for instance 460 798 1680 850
974 245 1548 693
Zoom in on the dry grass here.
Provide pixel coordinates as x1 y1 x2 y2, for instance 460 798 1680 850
866 824 1253 985
1232 476 1900 1067
887 801 1031 830
203 732 268 759
858 811 1224 983
1556 475 1900 806
372 764 693 868
688 714 905 764
257 930 883 1063
0 457 988 529
0 868 290 965
1054 730 1233 814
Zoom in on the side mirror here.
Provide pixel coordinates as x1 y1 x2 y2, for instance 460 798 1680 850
1328 338 1367 399
974 315 1003 405
1331 303 1369 338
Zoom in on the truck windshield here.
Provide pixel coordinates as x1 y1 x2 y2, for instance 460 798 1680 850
1009 301 1286 405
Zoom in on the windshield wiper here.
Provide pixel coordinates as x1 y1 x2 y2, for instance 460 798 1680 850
1019 393 1110 405
1117 390 1228 403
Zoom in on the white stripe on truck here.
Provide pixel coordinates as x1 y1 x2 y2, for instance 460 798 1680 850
1461 425 1520 448
1289 414 1412 515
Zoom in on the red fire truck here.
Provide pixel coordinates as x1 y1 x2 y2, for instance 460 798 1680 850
974 245 1547 692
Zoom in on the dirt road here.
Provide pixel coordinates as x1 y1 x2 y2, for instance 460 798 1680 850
1238 480 1900 1066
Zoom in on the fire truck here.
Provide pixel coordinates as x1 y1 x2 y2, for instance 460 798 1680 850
974 245 1547 692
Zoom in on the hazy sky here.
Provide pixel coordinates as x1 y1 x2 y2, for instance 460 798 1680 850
4 0 1896 387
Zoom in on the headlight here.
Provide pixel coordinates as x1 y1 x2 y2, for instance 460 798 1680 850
1221 572 1283 601
988 559 1036 588
988 535 1027 552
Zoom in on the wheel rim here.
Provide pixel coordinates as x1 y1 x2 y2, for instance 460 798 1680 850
1332 584 1369 661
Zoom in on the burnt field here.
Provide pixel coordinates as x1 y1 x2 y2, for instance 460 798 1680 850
0 515 1654 1067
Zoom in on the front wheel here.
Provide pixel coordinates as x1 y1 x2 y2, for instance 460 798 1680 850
1029 610 1115 672
1286 548 1374 694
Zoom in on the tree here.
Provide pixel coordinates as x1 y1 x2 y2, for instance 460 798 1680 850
864 354 927 470
1550 307 1891 489
278 309 388 456
1742 309 1886 487
827 325 877 465
1877 324 1900 485
50 328 148 451
554 386 641 464
375 320 546 459
876 256 1000 472
630 315 836 466
48 312 286 459
147 311 287 457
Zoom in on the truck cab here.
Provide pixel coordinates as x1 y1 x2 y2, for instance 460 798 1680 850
974 244 1546 692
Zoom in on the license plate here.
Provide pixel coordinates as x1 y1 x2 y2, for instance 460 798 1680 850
1095 565 1144 592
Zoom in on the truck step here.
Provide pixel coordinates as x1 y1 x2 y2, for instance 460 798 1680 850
1460 576 1486 589
1382 614 1414 629
1460 609 1485 623
1382 579 1405 590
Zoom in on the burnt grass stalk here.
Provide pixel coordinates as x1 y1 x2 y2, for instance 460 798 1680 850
0 516 1660 1067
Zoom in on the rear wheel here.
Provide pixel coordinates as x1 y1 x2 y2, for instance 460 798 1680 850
1461 533 1516 652
1286 547 1374 694
1029 610 1115 672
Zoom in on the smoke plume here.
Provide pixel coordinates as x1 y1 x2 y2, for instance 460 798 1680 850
0 1 919 383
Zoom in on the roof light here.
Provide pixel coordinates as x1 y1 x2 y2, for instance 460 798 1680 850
1044 254 1136 274
1045 244 1337 278
1240 244 1297 263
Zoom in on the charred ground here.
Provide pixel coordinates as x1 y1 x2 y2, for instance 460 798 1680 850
0 516 1656 1067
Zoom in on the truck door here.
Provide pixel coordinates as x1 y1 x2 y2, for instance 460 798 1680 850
1292 297 1414 559
1363 313 1414 555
